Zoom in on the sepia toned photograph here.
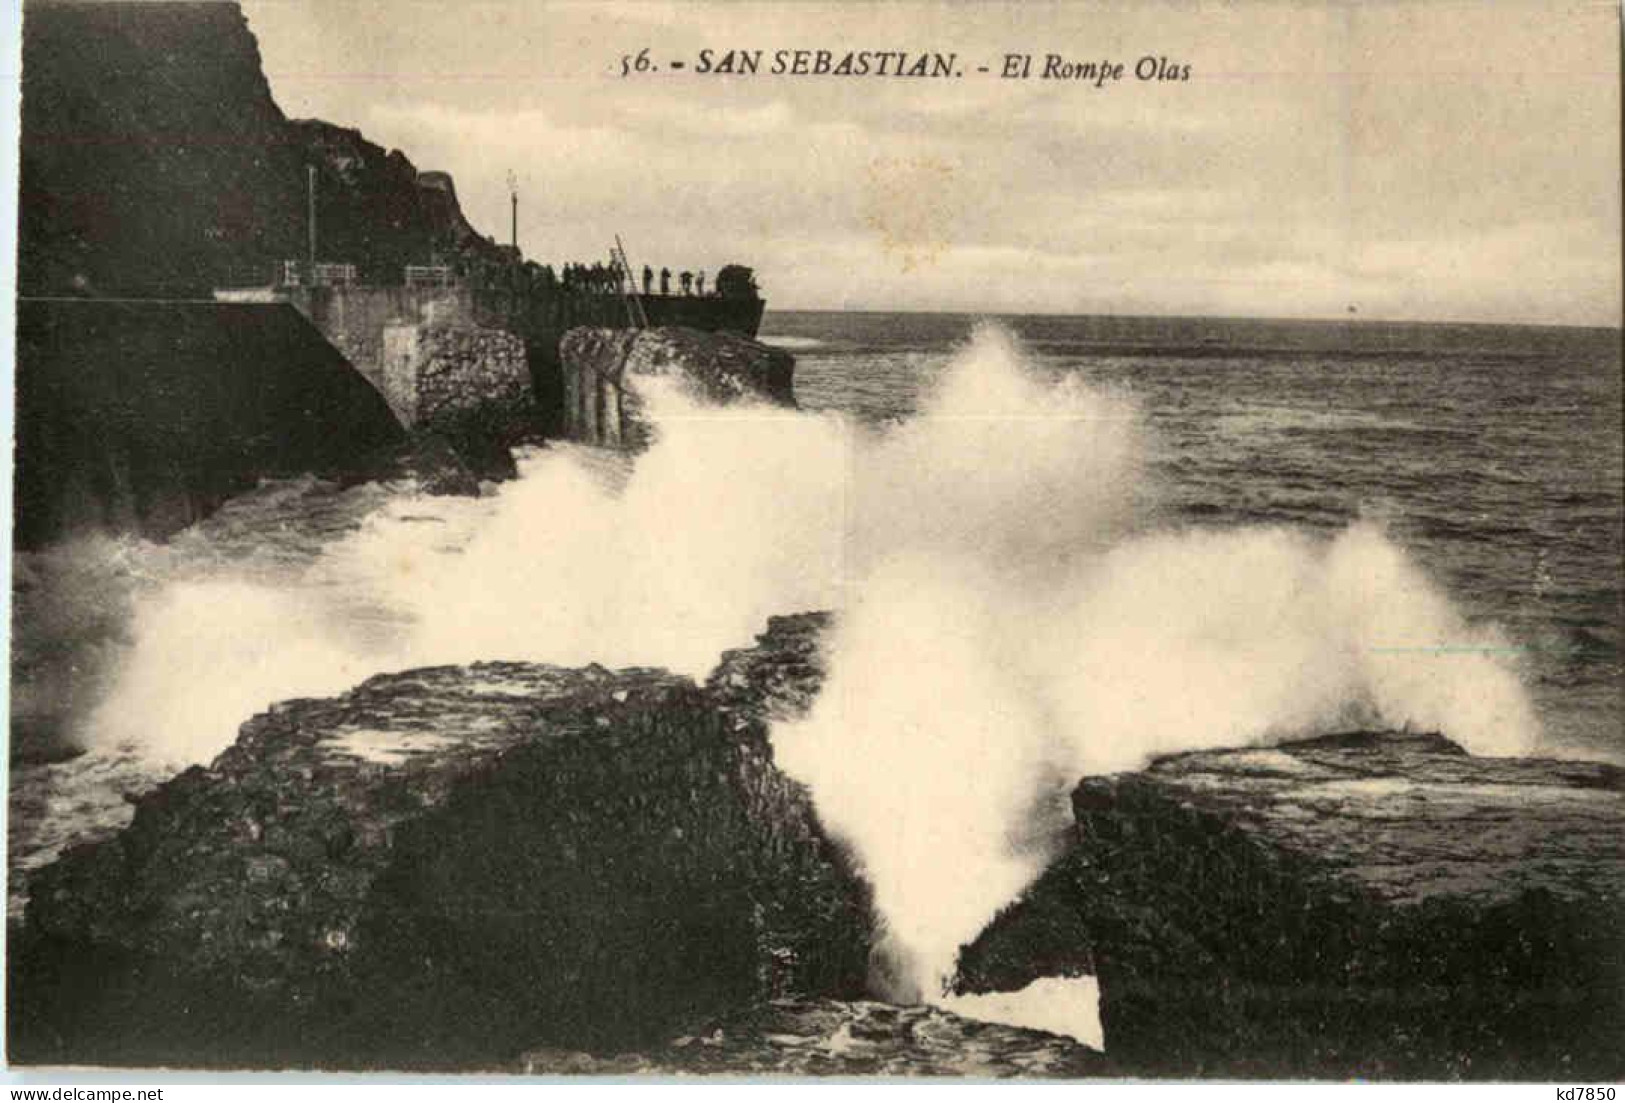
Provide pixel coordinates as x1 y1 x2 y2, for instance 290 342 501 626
3 0 1621 1083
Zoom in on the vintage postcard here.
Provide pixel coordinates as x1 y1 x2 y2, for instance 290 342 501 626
4 0 1622 1085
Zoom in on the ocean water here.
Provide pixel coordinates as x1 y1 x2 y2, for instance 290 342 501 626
772 311 1622 760
7 310 1621 1051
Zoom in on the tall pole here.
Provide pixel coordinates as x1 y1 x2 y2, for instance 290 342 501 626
508 170 518 251
307 165 317 270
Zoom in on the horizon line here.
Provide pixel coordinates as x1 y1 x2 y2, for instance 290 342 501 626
759 304 1625 332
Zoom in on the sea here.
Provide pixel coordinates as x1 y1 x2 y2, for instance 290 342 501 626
7 310 1622 1056
779 311 1622 756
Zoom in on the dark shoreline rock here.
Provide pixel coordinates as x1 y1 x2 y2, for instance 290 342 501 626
9 616 871 1070
955 730 1625 1080
344 425 534 499
16 589 1625 1079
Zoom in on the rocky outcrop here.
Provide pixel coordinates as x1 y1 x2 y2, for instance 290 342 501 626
13 299 406 549
373 433 483 497
955 731 1625 1080
520 998 1110 1077
286 121 509 286
706 611 831 721
9 616 871 1070
559 327 797 449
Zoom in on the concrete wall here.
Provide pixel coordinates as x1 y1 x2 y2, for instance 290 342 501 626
288 285 479 390
14 299 405 549
379 324 422 425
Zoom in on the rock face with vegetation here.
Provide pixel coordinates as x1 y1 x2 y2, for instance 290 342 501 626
559 326 797 449
10 615 872 1071
955 731 1625 1080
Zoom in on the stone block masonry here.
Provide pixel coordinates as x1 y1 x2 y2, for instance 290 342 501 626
381 323 531 431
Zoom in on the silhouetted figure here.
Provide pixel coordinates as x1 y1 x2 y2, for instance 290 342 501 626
660 267 671 295
680 271 693 296
642 265 653 295
696 271 706 296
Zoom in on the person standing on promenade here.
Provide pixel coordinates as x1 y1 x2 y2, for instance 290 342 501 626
660 267 671 295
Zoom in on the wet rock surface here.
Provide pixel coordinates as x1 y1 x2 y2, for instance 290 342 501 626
519 998 1110 1077
956 730 1625 1079
9 616 870 1070
706 612 832 721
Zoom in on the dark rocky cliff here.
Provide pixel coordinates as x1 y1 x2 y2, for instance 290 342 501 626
955 731 1625 1080
18 0 503 296
9 615 873 1070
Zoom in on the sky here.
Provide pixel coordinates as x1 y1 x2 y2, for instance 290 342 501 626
239 0 1622 325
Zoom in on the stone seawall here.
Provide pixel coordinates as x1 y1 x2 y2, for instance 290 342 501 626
559 326 796 449
285 285 767 443
282 285 542 478
471 289 768 436
287 285 474 386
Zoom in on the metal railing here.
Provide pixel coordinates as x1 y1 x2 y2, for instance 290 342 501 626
280 260 359 288
404 264 456 290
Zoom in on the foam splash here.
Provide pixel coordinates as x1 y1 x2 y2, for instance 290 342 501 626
771 324 1538 1000
71 377 850 768
50 323 1537 1005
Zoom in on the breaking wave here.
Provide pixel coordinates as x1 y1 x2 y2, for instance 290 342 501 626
25 323 1538 1002
769 324 1538 1000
